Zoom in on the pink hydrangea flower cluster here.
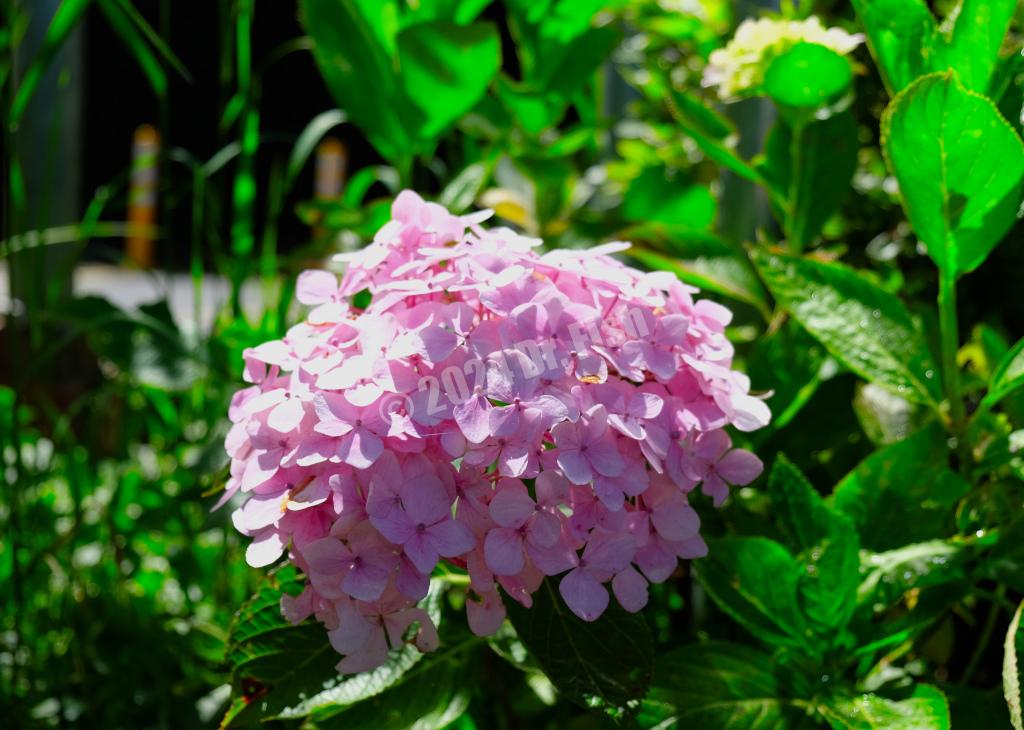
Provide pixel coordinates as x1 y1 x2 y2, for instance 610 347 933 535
222 191 768 672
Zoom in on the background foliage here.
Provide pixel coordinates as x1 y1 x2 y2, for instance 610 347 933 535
4 0 1024 727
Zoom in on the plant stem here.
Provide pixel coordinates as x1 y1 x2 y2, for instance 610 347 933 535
785 118 807 252
961 584 1007 685
938 271 966 437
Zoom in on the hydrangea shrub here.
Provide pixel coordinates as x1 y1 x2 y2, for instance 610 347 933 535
223 191 767 672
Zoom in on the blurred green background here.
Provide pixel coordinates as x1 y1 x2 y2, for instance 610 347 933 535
4 0 1024 728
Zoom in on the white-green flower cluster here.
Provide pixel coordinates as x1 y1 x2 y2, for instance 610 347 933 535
703 16 863 100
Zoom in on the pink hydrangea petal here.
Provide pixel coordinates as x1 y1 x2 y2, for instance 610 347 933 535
556 450 593 485
245 529 285 568
488 482 534 528
403 532 441 574
339 429 383 469
484 527 525 576
426 518 476 558
467 590 506 637
612 567 649 613
268 398 306 433
303 537 352 575
559 567 609 622
702 472 730 506
716 449 764 486
588 440 624 478
396 557 430 601
335 626 388 674
297 269 338 305
651 500 700 542
341 561 391 602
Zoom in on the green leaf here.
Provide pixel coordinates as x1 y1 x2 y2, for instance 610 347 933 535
852 0 1015 94
308 633 478 730
97 0 168 97
622 167 716 228
504 578 654 716
538 24 621 99
751 249 943 407
696 537 815 653
438 160 492 213
857 538 972 625
984 336 1024 409
11 0 93 125
768 456 860 636
300 0 411 164
665 87 771 189
396 20 501 142
881 71 1024 277
222 567 338 727
831 424 968 551
406 0 492 25
1004 600 1024 730
760 111 859 249
222 567 446 727
640 642 817 729
764 43 853 108
822 684 951 729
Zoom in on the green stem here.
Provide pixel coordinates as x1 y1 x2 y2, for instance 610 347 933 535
938 271 966 437
961 584 1007 685
785 118 806 252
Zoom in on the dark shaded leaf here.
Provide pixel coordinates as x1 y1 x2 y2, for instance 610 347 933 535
696 537 815 654
640 642 818 729
831 424 968 551
504 578 654 716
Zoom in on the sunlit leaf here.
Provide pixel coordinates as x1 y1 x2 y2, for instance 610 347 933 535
881 71 1024 277
751 249 943 407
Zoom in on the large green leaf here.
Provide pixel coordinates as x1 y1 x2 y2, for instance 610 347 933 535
300 1 500 162
822 684 951 729
222 567 445 727
764 43 853 108
984 336 1024 409
881 71 1024 278
852 0 1015 94
640 642 817 729
504 578 654 716
221 567 337 727
831 424 968 551
768 456 860 636
300 0 411 163
696 537 815 653
622 167 716 229
396 20 500 141
760 111 859 250
751 249 943 407
308 632 478 730
1005 600 1024 730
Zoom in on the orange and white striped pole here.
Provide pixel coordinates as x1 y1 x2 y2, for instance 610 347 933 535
126 124 160 267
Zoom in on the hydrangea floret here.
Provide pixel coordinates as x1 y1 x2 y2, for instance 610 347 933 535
703 16 863 99
223 191 769 672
